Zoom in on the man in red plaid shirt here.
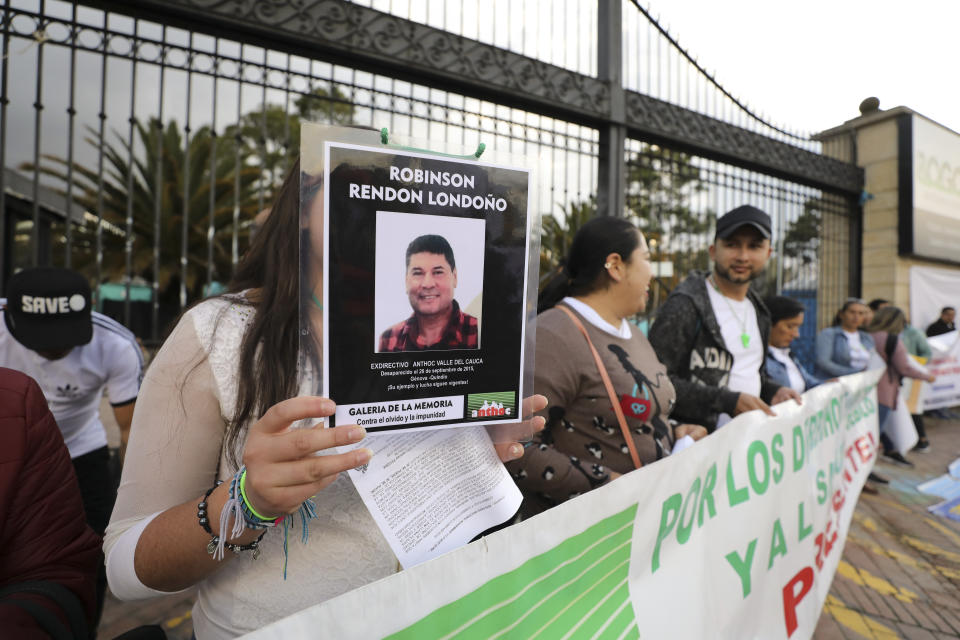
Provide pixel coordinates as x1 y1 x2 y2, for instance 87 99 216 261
379 234 479 352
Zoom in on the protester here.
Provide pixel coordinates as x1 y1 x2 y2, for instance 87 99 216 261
814 298 875 379
867 306 936 467
0 367 101 640
649 205 800 432
103 159 545 639
926 306 956 337
764 296 823 393
506 217 705 516
0 267 143 626
899 312 934 452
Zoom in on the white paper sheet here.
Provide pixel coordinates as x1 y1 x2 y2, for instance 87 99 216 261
670 434 696 455
345 427 522 568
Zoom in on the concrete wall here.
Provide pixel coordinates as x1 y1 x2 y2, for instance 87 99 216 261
819 108 960 319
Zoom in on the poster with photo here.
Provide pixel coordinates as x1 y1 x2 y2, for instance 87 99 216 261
319 140 532 434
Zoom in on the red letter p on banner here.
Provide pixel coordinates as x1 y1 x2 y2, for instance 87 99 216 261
782 566 815 637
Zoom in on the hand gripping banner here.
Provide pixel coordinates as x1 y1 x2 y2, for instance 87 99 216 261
245 370 882 640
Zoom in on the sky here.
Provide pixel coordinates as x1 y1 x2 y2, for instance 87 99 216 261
639 0 960 136
3 0 958 192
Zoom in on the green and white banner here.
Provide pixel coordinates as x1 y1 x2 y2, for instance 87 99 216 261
246 370 881 640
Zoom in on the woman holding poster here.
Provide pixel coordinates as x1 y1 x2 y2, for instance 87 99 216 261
508 217 705 517
102 159 544 640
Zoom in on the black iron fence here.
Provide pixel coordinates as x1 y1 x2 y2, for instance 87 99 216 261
1 0 861 352
623 141 857 367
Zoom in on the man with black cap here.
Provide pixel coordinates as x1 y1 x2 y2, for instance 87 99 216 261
649 205 800 433
1 267 143 625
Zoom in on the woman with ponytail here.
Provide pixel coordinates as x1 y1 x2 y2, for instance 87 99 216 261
509 217 705 517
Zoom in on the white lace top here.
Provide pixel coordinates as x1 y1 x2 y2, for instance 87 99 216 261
103 297 397 639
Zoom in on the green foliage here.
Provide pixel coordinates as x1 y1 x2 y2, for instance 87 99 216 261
21 85 354 302
625 147 711 244
23 118 262 296
783 199 821 265
539 146 711 295
539 197 597 286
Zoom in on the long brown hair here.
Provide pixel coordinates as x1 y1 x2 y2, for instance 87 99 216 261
866 305 907 335
219 159 310 466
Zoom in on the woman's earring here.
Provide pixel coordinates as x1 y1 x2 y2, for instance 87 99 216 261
604 262 612 269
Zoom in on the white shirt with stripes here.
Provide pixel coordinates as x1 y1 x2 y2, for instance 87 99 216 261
0 300 143 458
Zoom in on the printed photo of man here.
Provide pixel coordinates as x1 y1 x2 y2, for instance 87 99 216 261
379 234 479 352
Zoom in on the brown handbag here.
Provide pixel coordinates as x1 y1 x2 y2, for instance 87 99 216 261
556 304 643 470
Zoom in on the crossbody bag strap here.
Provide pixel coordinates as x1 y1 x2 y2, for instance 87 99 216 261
556 305 643 470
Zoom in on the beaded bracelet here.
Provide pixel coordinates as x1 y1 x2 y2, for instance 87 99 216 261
197 481 265 560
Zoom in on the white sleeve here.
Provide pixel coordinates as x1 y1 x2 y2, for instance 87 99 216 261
104 307 227 595
105 512 188 600
100 321 144 406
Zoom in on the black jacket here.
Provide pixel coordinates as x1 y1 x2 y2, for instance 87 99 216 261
648 271 780 432
926 319 956 337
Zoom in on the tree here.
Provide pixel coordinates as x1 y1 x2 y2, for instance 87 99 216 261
783 198 821 266
225 85 354 202
22 85 355 303
539 144 711 299
625 146 711 247
539 197 596 286
24 118 262 298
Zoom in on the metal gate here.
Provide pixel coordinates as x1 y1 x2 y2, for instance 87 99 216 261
1 0 862 357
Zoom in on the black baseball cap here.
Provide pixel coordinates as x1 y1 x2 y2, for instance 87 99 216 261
3 267 93 351
715 205 771 239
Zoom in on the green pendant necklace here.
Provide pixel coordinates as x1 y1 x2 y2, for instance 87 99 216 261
709 275 750 348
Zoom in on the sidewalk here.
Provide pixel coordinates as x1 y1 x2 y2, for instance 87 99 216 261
814 414 960 639
98 411 960 639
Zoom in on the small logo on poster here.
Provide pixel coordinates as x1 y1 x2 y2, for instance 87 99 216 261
468 392 515 419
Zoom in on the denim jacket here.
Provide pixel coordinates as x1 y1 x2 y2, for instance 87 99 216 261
766 348 823 392
814 326 876 379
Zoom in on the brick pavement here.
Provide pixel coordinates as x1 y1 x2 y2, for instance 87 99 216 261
97 412 960 639
814 415 960 640
99 589 196 640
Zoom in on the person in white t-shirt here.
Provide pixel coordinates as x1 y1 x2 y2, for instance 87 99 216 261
0 267 143 626
649 205 801 432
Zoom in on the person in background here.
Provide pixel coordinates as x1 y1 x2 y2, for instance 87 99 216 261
867 306 936 467
819 298 888 488
864 298 890 328
899 312 934 453
814 298 875 380
649 205 800 433
0 367 100 639
507 216 706 517
764 296 823 394
926 306 956 337
0 267 143 627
